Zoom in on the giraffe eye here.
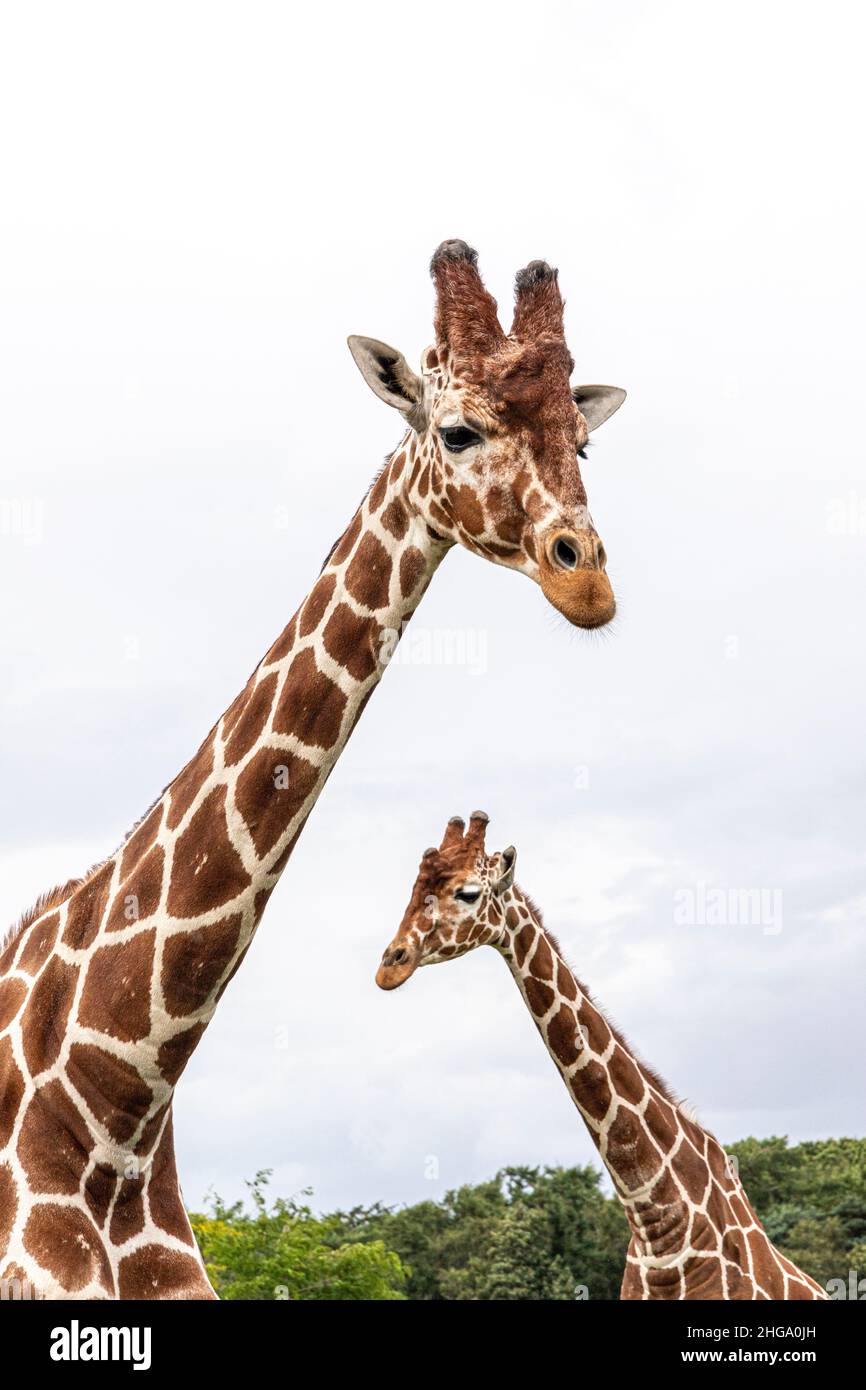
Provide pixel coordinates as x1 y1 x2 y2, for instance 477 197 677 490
440 426 482 453
454 886 482 904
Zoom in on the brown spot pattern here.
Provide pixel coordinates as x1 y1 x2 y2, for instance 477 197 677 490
329 511 362 565
399 546 425 598
0 1037 24 1148
608 1046 646 1107
273 648 347 749
157 1023 207 1086
67 1043 153 1146
531 934 553 980
0 977 26 1030
263 615 297 666
299 572 336 637
556 959 577 1000
148 1117 195 1245
223 672 278 766
323 604 381 681
84 1164 118 1228
514 924 535 967
21 955 79 1076
678 1143 712 1205
643 1095 680 1149
0 1164 16 1255
161 915 241 1018
17 1082 93 1194
63 862 113 950
547 1003 580 1065
234 746 318 859
380 496 409 539
110 1180 146 1246
368 469 389 511
120 802 164 879
166 740 214 832
24 1203 113 1294
345 532 392 609
118 1244 213 1300
449 484 485 535
18 913 60 974
524 977 554 1016
571 1059 612 1122
166 787 249 918
78 930 155 1042
107 845 164 932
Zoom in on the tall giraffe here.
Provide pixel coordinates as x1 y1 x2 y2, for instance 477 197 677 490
375 812 827 1301
0 243 626 1299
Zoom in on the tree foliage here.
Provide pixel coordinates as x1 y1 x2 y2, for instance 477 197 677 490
189 1138 866 1300
727 1136 866 1290
331 1164 629 1300
190 1172 407 1300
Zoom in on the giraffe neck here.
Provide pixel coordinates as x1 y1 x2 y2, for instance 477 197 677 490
8 434 448 1146
497 890 825 1299
0 434 455 1296
154 430 446 925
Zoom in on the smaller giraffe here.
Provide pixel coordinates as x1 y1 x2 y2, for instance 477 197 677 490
375 813 827 1301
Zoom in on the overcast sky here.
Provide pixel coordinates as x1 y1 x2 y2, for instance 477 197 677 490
1 2 863 1215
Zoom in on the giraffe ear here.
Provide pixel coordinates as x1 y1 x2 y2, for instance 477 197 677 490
348 336 425 426
571 384 627 433
494 846 516 894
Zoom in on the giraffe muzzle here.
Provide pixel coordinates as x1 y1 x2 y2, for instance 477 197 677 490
539 527 616 629
376 940 420 991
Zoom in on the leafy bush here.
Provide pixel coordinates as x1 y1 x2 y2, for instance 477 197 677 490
190 1172 407 1300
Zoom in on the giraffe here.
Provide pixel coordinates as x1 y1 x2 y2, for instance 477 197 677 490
0 242 627 1299
375 812 827 1301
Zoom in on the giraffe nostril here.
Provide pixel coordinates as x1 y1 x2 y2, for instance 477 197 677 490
390 948 407 966
553 537 578 571
596 541 607 570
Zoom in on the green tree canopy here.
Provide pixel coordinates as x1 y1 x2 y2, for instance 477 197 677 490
331 1164 629 1300
727 1135 866 1289
190 1172 407 1301
189 1139 866 1300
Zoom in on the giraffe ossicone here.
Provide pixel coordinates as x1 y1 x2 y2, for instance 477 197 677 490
376 813 828 1302
0 243 626 1299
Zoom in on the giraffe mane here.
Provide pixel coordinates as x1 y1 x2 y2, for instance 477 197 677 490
524 891 681 1109
318 455 394 575
2 795 165 953
583 987 681 1110
2 877 86 952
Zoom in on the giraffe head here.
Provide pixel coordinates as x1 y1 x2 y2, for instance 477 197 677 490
376 811 515 990
349 241 626 630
